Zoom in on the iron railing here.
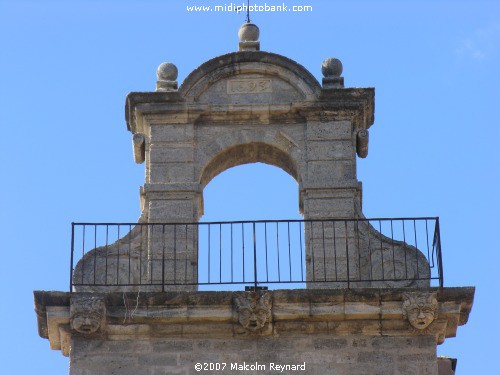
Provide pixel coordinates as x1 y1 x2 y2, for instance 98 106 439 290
70 218 443 291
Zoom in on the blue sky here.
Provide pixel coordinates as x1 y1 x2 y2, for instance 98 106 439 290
0 0 498 373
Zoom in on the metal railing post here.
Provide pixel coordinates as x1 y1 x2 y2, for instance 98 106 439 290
435 218 444 287
69 222 75 292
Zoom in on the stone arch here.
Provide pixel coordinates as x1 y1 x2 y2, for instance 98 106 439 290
179 51 321 103
199 142 301 190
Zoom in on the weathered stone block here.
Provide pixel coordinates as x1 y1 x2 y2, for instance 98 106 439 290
306 140 354 160
150 124 194 143
313 337 348 349
149 163 195 184
306 121 352 140
358 351 394 363
138 354 178 367
149 145 194 163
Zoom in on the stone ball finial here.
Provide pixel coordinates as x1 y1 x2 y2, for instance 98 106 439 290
238 23 260 42
156 62 178 81
322 58 343 78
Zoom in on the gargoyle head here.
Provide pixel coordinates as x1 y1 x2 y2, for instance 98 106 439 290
234 292 272 333
402 292 438 330
70 296 106 334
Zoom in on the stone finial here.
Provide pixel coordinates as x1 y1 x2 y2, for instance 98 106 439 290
156 62 178 92
322 57 344 89
234 292 272 335
70 296 106 334
238 23 260 51
402 292 438 330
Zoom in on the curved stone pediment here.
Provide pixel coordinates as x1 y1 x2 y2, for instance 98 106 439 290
179 52 321 103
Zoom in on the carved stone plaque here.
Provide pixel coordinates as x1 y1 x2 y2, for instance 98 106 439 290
227 79 272 94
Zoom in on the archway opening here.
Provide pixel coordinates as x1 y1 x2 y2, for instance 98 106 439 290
198 162 304 291
199 142 300 191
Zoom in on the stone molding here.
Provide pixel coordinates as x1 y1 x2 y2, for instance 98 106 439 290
34 287 473 357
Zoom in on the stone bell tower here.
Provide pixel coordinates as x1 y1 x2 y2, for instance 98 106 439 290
35 24 474 374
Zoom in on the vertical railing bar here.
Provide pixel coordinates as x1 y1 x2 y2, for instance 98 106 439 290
242 223 245 282
93 225 97 285
150 225 153 285
276 222 281 282
414 219 419 279
128 224 132 285
436 218 444 287
265 223 269 282
162 225 166 292
194 224 198 285
138 225 141 285
299 222 304 282
311 222 315 282
253 222 258 290
378 220 384 281
333 220 338 281
431 220 437 267
185 224 188 284
208 224 211 283
81 225 85 284
116 225 120 285
231 223 234 283
219 223 222 283
356 219 361 281
402 220 408 279
367 220 372 280
174 225 178 285
425 220 432 267
391 220 396 279
345 220 350 288
287 222 292 281
322 221 326 282
69 223 75 292
105 225 109 285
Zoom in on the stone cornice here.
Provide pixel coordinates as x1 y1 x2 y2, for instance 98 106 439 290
34 287 474 357
126 93 374 134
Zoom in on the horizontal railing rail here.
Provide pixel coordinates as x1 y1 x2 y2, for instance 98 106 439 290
70 218 443 291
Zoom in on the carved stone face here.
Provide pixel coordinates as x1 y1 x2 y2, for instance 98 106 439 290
235 293 272 334
71 313 101 334
238 305 269 331
402 293 438 330
70 296 106 335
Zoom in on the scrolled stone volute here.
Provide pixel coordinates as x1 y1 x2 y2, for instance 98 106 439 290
234 292 272 335
132 133 146 164
70 296 106 335
402 292 438 330
356 129 369 158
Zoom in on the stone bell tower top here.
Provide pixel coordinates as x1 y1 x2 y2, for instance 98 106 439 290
34 22 474 375
128 22 374 222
